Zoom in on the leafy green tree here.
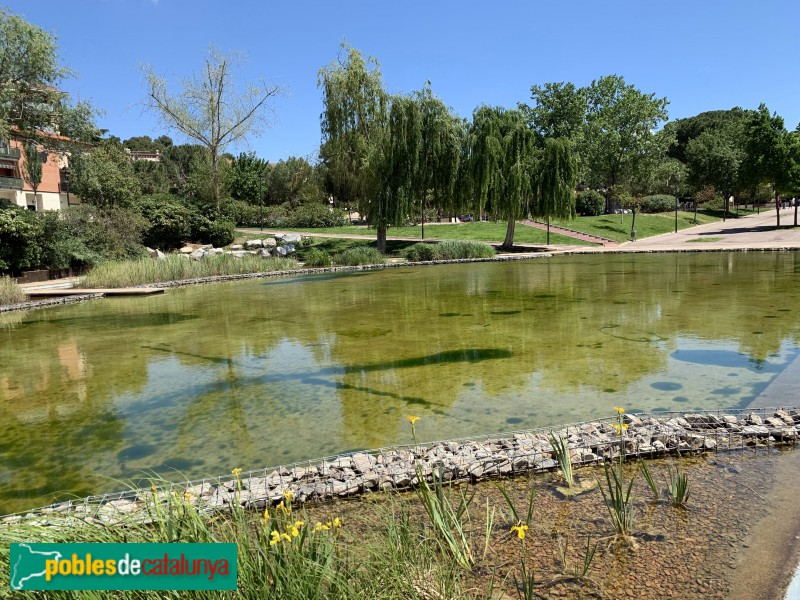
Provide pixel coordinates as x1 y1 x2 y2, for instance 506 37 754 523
580 75 669 210
70 140 141 208
469 106 536 249
0 8 99 145
143 46 282 208
535 138 577 243
412 84 466 233
229 151 269 204
522 81 586 143
23 142 42 208
266 156 321 207
318 43 389 228
741 104 791 227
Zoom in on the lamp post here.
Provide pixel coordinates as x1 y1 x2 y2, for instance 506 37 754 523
259 171 265 233
674 193 678 233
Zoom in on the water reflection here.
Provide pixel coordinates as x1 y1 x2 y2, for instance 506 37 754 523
1 252 800 512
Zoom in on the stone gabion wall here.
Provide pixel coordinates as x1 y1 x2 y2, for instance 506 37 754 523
3 407 798 527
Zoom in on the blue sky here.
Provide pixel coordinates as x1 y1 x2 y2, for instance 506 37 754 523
9 0 800 162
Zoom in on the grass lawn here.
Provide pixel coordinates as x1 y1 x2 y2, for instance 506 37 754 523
241 222 596 246
550 211 723 243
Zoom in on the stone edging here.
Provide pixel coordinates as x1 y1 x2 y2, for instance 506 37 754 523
4 407 798 526
0 293 103 314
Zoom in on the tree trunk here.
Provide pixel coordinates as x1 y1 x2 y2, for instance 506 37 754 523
377 225 387 254
794 202 798 227
776 188 780 228
501 219 515 250
212 151 220 209
546 216 550 245
421 201 425 240
630 210 637 240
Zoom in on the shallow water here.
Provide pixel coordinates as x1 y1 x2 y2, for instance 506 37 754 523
2 252 800 512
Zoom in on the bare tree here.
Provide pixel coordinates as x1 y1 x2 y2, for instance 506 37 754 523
142 46 282 208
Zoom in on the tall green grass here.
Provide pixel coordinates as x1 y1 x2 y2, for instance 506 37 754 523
81 255 299 288
402 240 496 262
333 247 386 266
0 276 26 304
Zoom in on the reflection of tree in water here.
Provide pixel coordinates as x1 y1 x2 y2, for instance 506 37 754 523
2 252 800 509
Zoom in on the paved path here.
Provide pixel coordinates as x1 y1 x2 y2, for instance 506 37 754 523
596 207 800 253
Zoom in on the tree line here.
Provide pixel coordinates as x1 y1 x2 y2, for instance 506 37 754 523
2 7 800 274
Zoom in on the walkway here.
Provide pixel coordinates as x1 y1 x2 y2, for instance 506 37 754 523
519 219 618 246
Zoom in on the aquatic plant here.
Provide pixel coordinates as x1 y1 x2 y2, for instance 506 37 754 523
0 276 25 304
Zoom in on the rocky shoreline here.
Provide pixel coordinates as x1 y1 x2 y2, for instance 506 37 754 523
4 407 798 526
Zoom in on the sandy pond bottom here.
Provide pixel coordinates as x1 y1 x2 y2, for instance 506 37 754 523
303 445 800 599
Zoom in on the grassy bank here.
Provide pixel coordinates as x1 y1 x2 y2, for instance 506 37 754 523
0 276 26 304
249 222 595 246
549 211 721 242
81 255 299 288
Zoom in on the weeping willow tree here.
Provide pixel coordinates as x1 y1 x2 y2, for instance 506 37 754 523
318 43 389 227
469 106 536 250
535 137 578 244
414 84 466 238
372 85 465 252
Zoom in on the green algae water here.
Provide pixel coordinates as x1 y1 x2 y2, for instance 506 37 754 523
2 252 800 513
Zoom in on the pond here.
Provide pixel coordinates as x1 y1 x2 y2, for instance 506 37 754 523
2 252 800 513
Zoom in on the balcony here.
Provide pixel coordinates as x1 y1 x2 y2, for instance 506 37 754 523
0 147 21 159
0 176 23 190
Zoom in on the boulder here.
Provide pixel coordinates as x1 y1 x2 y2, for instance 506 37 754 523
229 244 244 251
179 245 195 254
276 233 302 244
208 248 224 256
145 247 158 258
244 239 263 249
263 238 277 248
256 248 272 257
189 249 206 261
274 244 296 257
200 244 213 250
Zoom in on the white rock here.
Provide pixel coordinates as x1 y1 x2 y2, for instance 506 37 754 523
189 249 206 260
244 239 264 249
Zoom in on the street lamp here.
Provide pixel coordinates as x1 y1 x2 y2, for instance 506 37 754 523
674 193 678 233
259 171 265 233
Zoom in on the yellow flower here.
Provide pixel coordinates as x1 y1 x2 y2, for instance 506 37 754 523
332 517 342 528
184 492 194 501
314 521 330 532
406 416 420 425
232 468 242 477
289 525 300 537
150 484 157 493
510 524 528 540
269 531 281 546
614 407 625 414
622 423 629 430
281 532 291 542
283 489 295 502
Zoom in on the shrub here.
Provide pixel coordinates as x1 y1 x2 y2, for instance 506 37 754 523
576 190 605 216
0 275 26 304
134 194 196 250
193 217 236 248
61 205 146 261
303 248 332 267
334 247 386 266
0 206 42 273
640 195 676 214
285 203 348 228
